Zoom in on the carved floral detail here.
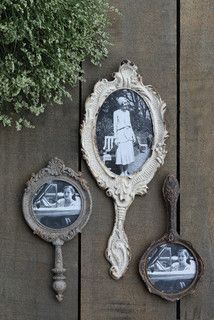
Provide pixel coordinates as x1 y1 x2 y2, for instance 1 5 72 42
106 205 130 279
22 158 92 301
106 226 130 280
47 158 65 175
155 143 168 165
81 60 167 279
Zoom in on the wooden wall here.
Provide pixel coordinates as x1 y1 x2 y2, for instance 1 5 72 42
180 1 214 319
0 1 213 319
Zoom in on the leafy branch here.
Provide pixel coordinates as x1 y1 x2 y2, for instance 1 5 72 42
0 0 117 130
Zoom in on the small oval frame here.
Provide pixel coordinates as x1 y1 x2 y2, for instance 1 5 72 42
22 158 92 302
23 158 91 242
139 234 204 302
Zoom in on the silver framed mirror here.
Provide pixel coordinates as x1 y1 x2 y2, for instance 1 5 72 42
81 60 168 279
22 158 92 301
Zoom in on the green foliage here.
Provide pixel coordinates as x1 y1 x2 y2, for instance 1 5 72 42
0 0 116 130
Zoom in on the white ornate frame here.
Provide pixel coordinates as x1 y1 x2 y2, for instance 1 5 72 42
22 158 92 301
81 60 168 279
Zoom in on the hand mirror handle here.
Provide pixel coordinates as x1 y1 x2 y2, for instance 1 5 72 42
139 174 204 302
22 158 92 301
163 175 180 236
81 61 168 279
52 239 66 302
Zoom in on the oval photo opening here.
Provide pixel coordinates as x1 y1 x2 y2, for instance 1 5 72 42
96 89 154 176
146 243 197 294
32 180 82 229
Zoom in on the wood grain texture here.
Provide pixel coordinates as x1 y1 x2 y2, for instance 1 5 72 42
80 0 177 319
0 88 80 320
180 1 214 319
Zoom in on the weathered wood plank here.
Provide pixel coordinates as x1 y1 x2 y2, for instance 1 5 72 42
180 1 214 319
81 0 177 319
0 88 80 320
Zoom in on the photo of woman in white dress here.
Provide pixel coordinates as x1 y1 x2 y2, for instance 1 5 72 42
113 97 136 176
96 89 154 176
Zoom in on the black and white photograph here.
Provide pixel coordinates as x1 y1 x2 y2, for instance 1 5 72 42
96 89 154 176
146 243 197 294
32 180 81 229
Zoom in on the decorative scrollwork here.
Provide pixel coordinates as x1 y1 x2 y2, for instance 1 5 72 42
106 206 130 279
81 60 167 279
22 159 92 301
139 176 204 302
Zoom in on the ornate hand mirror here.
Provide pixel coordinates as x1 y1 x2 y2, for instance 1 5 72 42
139 175 204 301
22 158 91 301
81 60 168 279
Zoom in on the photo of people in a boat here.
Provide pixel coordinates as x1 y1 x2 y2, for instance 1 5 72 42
32 180 81 229
146 243 196 294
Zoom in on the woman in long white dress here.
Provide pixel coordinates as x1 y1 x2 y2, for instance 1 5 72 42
113 97 136 176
